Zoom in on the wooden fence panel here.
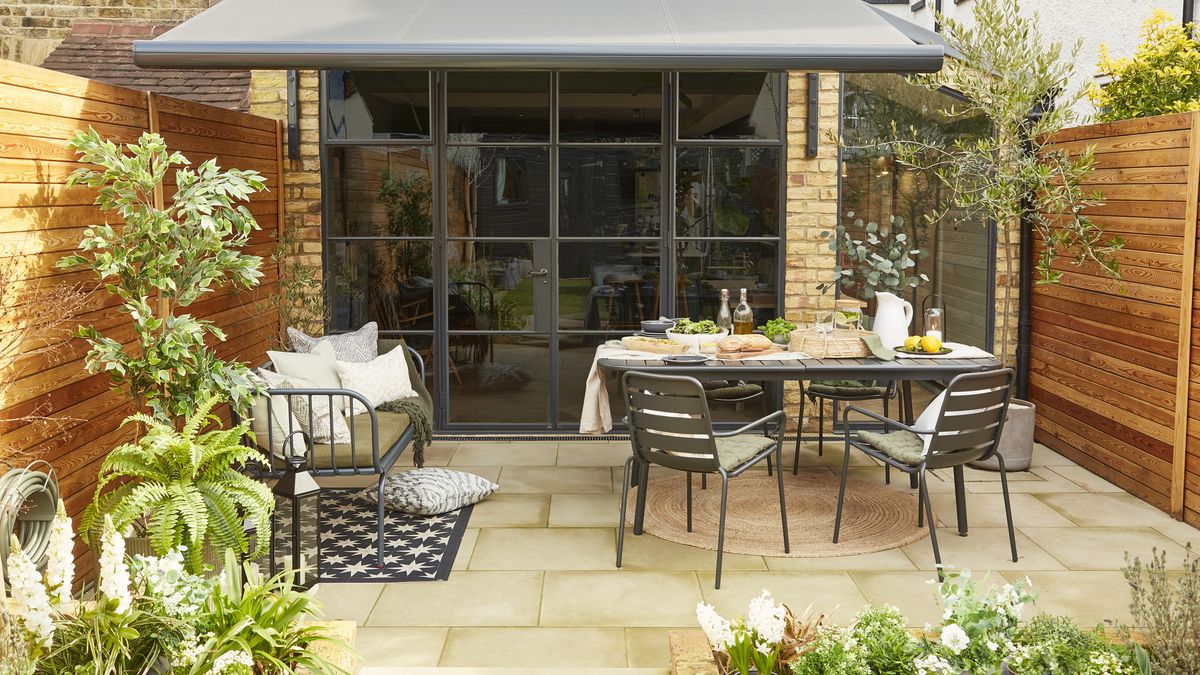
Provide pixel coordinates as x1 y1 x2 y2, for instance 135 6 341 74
0 60 282 582
1032 112 1200 521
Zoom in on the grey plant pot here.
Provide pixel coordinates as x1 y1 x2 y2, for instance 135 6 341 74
969 398 1035 472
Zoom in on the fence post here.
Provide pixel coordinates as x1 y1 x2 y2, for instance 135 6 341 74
1170 111 1200 519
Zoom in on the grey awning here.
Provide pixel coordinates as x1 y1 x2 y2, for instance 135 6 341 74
133 0 944 72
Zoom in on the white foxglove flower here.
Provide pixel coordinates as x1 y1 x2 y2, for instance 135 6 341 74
940 623 970 655
746 589 787 645
7 535 54 648
45 499 75 606
98 515 131 614
695 601 734 650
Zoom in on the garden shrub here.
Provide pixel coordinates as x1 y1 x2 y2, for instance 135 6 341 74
1092 10 1200 121
1125 544 1200 675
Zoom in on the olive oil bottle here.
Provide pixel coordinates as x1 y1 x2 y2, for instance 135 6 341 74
732 288 753 335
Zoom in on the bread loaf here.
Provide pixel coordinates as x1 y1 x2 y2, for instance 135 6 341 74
716 334 774 353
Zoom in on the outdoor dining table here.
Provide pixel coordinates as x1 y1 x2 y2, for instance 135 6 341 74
597 353 1003 540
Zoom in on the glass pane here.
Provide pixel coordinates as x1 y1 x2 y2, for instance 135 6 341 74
446 146 550 238
558 72 662 142
447 71 550 143
841 73 992 348
328 241 434 331
447 241 544 331
559 241 660 331
325 146 434 237
326 70 430 140
675 147 780 237
675 240 778 326
678 72 781 140
447 335 550 424
559 147 661 238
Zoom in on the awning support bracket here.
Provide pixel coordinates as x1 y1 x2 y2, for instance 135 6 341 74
806 73 819 158
286 70 299 160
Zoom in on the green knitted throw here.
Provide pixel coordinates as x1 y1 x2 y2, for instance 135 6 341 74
376 341 434 467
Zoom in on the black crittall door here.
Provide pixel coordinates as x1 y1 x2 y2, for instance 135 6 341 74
322 70 786 431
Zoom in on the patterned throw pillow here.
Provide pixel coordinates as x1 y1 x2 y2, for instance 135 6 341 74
288 322 378 363
360 468 498 516
247 369 308 459
336 346 416 414
281 374 352 444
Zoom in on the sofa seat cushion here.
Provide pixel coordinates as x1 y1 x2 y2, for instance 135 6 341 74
715 434 776 471
856 429 925 465
310 410 411 470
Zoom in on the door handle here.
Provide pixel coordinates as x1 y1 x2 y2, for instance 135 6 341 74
529 268 549 277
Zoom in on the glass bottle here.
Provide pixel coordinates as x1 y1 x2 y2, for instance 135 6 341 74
733 288 753 335
716 288 733 333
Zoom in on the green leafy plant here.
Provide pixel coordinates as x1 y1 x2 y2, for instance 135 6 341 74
883 0 1123 365
186 550 350 675
81 395 273 572
1014 615 1140 674
1124 544 1200 674
1093 11 1200 121
824 212 927 300
758 318 798 341
790 605 917 675
59 129 266 420
258 225 328 349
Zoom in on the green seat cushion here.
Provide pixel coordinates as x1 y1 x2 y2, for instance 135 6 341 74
808 379 887 398
706 383 763 400
856 429 925 465
714 434 776 471
311 410 411 469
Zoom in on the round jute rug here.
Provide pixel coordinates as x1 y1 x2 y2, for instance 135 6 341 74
624 471 928 557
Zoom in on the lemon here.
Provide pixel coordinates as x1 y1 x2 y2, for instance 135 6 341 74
832 312 850 326
903 335 922 351
920 335 943 353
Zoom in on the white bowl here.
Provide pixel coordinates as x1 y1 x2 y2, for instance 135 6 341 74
664 328 728 349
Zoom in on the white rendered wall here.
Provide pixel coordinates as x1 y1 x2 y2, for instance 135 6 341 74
873 0 1187 118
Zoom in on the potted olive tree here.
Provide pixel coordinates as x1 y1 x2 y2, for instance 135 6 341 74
60 129 270 569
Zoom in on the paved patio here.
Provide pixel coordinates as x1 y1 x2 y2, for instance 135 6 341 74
315 439 1199 674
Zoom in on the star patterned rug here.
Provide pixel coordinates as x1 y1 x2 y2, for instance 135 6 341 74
273 488 474 583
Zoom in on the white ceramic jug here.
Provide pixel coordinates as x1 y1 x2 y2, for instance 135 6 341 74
872 291 913 348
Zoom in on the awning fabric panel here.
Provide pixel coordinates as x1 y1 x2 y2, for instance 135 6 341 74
133 0 944 72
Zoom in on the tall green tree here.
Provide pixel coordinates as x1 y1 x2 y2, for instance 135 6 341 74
59 130 266 420
889 0 1123 364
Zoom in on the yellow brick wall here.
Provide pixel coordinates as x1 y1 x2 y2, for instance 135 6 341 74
783 71 841 431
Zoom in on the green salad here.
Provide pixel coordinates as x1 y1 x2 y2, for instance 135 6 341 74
758 317 797 340
671 318 722 335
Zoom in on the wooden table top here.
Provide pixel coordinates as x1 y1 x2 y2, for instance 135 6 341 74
597 355 1003 381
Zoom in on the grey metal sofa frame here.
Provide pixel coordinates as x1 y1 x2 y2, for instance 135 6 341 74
233 346 425 568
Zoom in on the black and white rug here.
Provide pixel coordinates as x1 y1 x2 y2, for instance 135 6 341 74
273 488 474 583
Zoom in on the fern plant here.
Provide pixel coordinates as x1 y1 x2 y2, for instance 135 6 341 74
82 396 274 572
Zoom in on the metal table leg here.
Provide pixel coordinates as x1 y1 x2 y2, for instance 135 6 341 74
953 465 968 536
903 382 919 489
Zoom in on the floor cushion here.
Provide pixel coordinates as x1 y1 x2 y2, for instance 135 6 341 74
361 468 498 515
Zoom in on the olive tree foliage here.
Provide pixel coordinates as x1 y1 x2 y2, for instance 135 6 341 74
886 0 1123 363
59 130 266 420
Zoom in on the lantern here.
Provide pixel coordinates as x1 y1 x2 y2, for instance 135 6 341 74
922 294 946 341
271 434 320 589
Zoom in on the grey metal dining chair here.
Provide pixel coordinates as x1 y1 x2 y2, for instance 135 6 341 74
616 371 789 589
832 369 1017 580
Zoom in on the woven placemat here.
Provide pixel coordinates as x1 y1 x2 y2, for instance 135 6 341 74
625 470 928 557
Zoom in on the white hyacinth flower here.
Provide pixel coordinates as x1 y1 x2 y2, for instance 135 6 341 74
98 515 132 614
940 623 970 655
746 589 787 645
45 499 75 606
7 535 54 648
695 601 734 650
212 649 254 674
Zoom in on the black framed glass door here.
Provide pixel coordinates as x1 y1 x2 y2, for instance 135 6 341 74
323 69 785 431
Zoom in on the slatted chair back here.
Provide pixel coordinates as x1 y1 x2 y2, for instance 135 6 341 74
925 368 1015 469
623 371 721 473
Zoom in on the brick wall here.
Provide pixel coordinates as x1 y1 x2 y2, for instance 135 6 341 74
783 72 841 430
0 0 218 65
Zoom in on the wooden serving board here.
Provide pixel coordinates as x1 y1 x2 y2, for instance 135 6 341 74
715 345 785 360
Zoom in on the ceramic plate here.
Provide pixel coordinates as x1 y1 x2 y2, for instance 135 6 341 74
662 354 710 365
894 346 953 356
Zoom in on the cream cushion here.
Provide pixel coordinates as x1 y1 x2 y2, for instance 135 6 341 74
248 369 308 460
268 341 348 415
336 346 416 415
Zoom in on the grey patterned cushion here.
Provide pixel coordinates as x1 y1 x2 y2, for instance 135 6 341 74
362 468 498 515
280 374 352 444
856 429 925 465
288 322 378 363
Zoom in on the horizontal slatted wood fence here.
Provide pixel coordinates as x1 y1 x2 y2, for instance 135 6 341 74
0 59 283 581
1031 112 1200 522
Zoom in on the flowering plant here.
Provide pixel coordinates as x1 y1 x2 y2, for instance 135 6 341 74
917 570 1035 673
697 590 797 675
